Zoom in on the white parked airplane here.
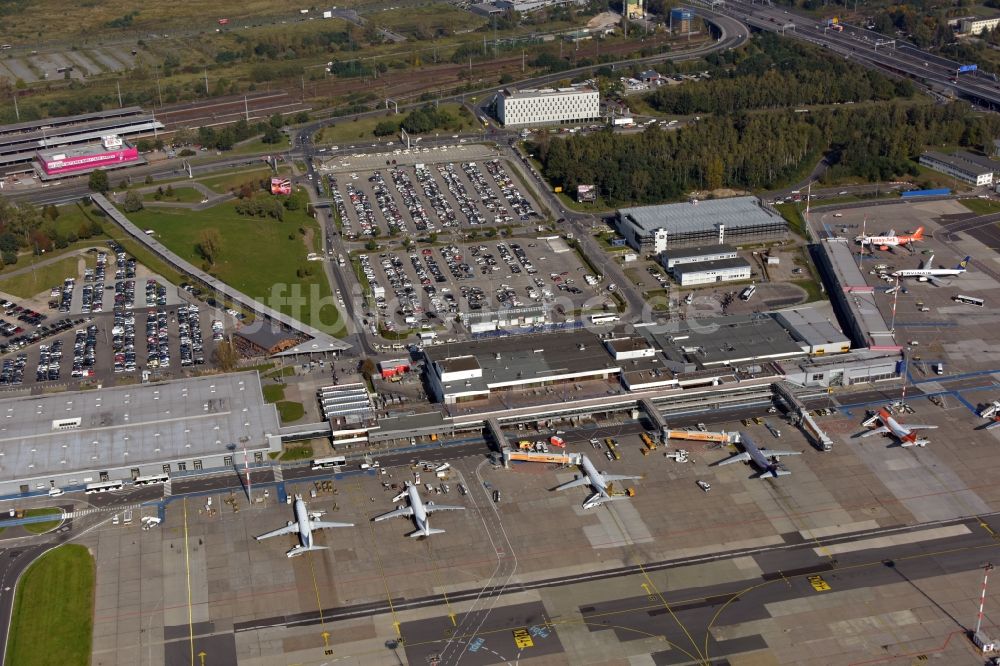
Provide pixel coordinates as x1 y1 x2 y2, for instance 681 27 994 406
713 432 801 478
891 254 970 287
554 453 642 509
373 482 464 537
255 495 353 558
861 407 937 447
855 226 924 251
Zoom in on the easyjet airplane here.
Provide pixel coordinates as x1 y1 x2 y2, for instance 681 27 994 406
855 226 925 251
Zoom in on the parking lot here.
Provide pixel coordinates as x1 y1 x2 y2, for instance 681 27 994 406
329 157 541 239
355 237 612 335
0 242 225 389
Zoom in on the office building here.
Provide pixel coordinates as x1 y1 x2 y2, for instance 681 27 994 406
496 87 600 127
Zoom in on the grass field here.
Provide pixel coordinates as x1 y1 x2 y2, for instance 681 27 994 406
23 507 63 534
197 168 273 194
232 135 292 155
123 203 340 332
0 254 94 299
142 186 206 204
316 103 477 144
5 544 94 666
959 198 1000 215
279 442 314 461
262 383 285 403
375 4 484 38
277 401 304 422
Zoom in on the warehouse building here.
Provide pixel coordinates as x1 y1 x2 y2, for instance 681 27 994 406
672 258 752 286
615 197 786 253
35 134 140 179
496 87 600 127
425 329 640 403
660 244 738 270
0 372 280 496
959 16 1000 34
461 305 549 334
772 305 851 355
919 151 995 186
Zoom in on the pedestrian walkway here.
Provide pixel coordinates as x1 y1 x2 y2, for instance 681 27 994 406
65 503 141 519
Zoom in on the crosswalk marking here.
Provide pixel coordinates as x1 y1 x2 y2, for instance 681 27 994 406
66 503 142 519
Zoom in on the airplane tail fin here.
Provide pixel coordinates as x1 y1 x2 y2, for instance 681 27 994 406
408 528 445 538
957 256 971 270
912 226 924 240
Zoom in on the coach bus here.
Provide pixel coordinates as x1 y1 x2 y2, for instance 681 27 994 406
589 313 621 325
953 294 984 307
739 285 757 301
133 473 169 486
85 480 125 494
311 456 347 471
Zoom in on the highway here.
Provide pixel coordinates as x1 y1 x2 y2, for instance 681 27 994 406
700 0 1000 108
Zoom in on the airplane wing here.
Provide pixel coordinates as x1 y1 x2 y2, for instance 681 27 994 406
714 452 751 466
554 476 591 491
602 474 643 482
373 506 414 522
986 421 1000 431
921 254 934 270
903 425 938 431
860 426 890 438
310 519 354 530
758 449 802 458
424 502 465 513
255 524 298 541
927 276 950 287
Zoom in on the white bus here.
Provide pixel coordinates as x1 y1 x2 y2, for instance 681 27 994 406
953 294 984 307
739 285 757 301
86 480 125 494
133 473 169 486
311 456 347 471
589 313 621 325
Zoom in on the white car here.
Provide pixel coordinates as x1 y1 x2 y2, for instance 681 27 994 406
697 480 712 492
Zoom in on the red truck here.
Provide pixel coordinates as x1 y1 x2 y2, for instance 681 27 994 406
218 18 229 25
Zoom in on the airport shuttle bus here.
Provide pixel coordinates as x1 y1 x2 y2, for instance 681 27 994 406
589 313 621 325
133 473 169 486
311 456 347 471
85 480 125 494
953 294 984 307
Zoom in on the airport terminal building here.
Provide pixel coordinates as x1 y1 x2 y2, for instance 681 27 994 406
0 372 281 496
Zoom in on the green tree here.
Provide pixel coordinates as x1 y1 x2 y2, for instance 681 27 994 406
196 228 223 264
122 190 144 213
88 170 109 194
212 340 239 372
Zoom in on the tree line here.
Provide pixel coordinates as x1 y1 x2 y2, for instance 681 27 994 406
647 33 916 115
532 102 1000 203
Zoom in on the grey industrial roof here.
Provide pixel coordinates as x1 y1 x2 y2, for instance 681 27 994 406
820 238 896 348
640 313 805 368
773 305 850 348
38 140 129 161
661 244 737 261
921 150 997 174
502 86 596 99
461 304 547 325
437 356 482 373
0 107 145 138
673 258 751 276
427 329 619 393
606 337 653 353
619 196 779 235
0 372 278 486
